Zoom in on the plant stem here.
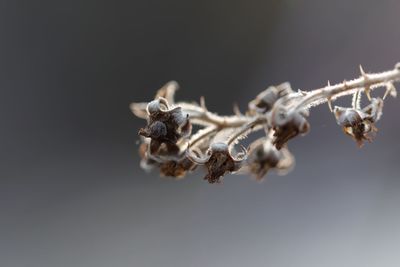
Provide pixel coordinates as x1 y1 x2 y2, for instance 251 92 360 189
177 102 252 127
188 126 218 147
226 116 266 145
291 65 400 110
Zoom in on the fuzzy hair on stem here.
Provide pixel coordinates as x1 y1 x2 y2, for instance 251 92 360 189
131 63 400 183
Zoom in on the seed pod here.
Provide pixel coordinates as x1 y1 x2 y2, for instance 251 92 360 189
139 141 197 178
270 107 310 150
139 97 192 152
244 138 294 180
334 98 383 147
186 142 246 183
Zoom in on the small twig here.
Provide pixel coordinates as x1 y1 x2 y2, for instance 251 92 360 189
226 116 266 145
291 65 400 111
188 126 218 147
177 102 251 127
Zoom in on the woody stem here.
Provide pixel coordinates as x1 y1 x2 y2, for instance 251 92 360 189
291 64 400 110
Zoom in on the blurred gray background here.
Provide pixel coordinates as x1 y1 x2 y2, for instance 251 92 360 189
1 0 400 266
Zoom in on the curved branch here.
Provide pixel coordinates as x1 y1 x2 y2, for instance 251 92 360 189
291 65 400 111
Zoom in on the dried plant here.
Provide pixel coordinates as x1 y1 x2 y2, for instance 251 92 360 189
131 63 400 183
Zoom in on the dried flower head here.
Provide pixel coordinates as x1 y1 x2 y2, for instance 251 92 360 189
334 98 383 146
138 141 197 178
131 63 400 183
186 142 246 183
270 107 310 150
243 138 294 180
139 97 192 153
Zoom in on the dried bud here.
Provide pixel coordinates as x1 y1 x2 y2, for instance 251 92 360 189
248 82 293 114
244 138 294 180
186 142 246 183
139 98 192 152
270 107 310 150
334 98 383 146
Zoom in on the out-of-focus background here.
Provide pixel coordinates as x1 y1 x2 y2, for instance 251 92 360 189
1 0 400 266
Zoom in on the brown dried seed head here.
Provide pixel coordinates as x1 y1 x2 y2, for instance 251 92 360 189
334 98 383 147
246 138 294 180
187 142 245 184
271 109 310 150
139 98 192 146
363 98 383 122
